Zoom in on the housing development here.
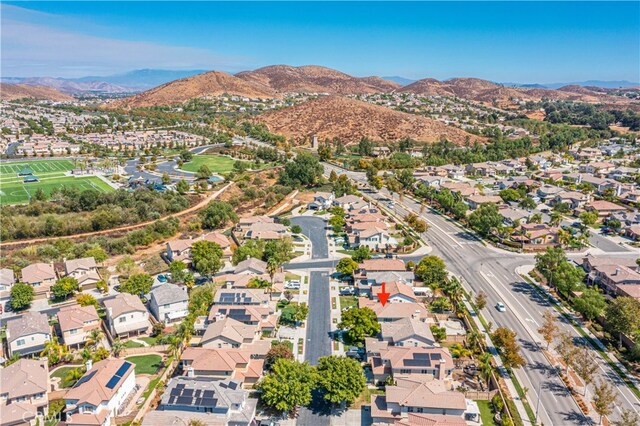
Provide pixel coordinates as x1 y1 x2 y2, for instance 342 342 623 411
1 2 640 426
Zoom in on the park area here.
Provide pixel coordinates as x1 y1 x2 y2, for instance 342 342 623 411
179 154 240 174
0 159 114 205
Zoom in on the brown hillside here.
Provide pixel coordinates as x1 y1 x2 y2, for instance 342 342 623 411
110 71 275 108
0 83 74 101
255 95 483 145
236 65 400 94
398 78 454 96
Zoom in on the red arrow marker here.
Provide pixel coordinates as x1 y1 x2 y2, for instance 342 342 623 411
378 282 390 306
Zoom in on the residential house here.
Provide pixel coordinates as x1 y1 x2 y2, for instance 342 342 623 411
366 271 415 287
234 258 267 275
440 165 465 180
0 359 49 425
379 316 436 347
416 175 447 189
152 377 257 426
57 304 101 348
149 284 189 324
64 257 101 290
103 293 151 338
180 347 265 388
515 223 559 245
21 263 56 298
584 200 628 221
625 224 640 241
200 317 265 351
594 265 640 295
236 216 274 233
208 305 278 334
371 376 467 424
373 146 391 157
213 288 270 306
372 281 417 304
579 162 615 175
536 185 564 202
553 191 590 209
440 182 479 198
64 358 136 426
307 191 335 210
465 194 502 210
243 222 288 240
348 225 397 251
5 311 51 357
359 299 429 322
334 194 367 211
165 239 193 263
499 207 530 227
368 346 454 382
0 268 16 291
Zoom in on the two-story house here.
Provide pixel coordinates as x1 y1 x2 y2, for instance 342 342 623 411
63 257 101 290
0 268 16 291
103 293 151 338
149 284 189 324
307 191 335 210
368 346 454 383
21 263 56 299
200 317 263 350
64 359 136 426
0 359 49 425
57 304 101 349
5 311 51 357
180 347 265 388
379 316 437 348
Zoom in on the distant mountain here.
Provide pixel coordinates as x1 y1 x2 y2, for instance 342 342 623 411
74 69 208 89
503 80 639 89
0 83 74 101
109 71 276 109
235 65 400 94
255 95 484 145
382 76 416 86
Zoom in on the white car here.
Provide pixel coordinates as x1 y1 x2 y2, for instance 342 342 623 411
495 302 506 312
285 280 301 290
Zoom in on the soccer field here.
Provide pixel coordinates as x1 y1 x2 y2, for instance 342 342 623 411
179 155 240 174
0 159 75 184
0 159 115 205
0 176 114 205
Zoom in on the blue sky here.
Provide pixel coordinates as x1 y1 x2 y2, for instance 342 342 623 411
2 2 639 83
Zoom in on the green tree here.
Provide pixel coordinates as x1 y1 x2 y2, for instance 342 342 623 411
121 273 153 296
176 179 190 194
338 307 380 344
605 297 640 349
10 282 34 311
84 246 108 263
572 345 598 397
200 201 238 229
499 189 521 202
553 261 585 298
519 197 537 210
491 327 526 370
579 211 598 227
232 240 264 265
535 246 567 285
116 256 137 277
430 325 447 342
169 260 188 283
573 287 606 321
52 277 79 300
40 336 69 366
336 258 358 277
196 164 212 180
415 256 448 289
468 203 503 237
259 359 317 414
555 331 577 373
538 310 559 349
351 246 371 263
329 170 338 182
265 341 294 371
191 240 223 276
612 409 640 426
278 153 324 188
329 213 346 233
592 380 617 425
161 172 171 185
263 238 294 264
180 150 194 162
76 293 98 308
475 291 488 310
291 225 302 234
316 355 366 405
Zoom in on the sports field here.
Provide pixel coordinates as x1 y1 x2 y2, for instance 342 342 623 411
179 155 253 174
0 160 115 205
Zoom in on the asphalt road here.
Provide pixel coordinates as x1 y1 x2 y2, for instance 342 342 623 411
291 216 332 426
323 163 640 425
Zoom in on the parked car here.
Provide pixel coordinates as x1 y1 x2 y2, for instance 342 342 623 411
340 287 356 296
495 302 506 312
157 274 168 283
285 280 301 290
342 305 355 312
346 346 364 360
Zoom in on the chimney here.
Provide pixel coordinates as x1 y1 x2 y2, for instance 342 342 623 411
187 367 195 378
85 359 93 371
615 268 621 276
412 310 420 320
437 358 447 380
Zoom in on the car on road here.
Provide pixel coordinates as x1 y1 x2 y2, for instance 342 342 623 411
157 274 168 283
495 302 506 312
387 202 395 208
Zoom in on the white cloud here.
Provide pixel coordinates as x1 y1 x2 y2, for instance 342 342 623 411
1 5 250 77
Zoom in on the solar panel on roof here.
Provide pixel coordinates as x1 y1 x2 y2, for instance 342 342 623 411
115 361 132 377
203 390 215 398
202 398 217 407
177 396 192 405
182 389 193 397
193 390 202 398
176 383 185 389
106 375 121 389
74 371 96 387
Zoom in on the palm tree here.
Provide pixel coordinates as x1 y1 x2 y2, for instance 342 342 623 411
64 367 85 387
87 328 104 348
266 258 279 301
41 337 69 366
111 339 125 357
549 212 562 227
479 352 494 388
168 335 183 359
467 330 483 354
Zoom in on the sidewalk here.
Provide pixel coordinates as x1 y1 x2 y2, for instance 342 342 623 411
463 299 533 425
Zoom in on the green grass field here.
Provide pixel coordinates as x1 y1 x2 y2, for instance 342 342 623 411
0 176 114 205
125 354 163 375
0 159 115 205
179 155 239 174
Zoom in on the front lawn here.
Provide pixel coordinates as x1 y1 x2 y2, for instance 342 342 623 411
124 340 145 348
125 354 163 375
340 296 358 310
